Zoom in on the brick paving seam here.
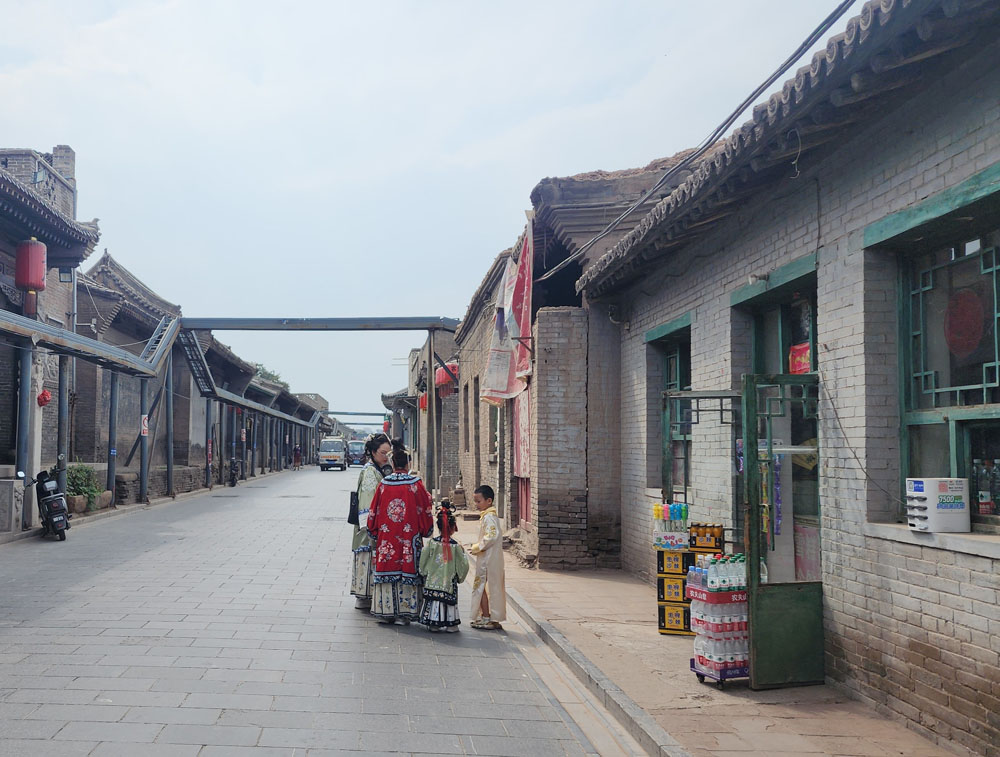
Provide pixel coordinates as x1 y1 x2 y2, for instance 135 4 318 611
508 587 691 757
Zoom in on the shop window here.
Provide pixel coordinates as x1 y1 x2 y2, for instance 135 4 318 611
902 227 1000 531
753 293 816 375
908 239 1000 408
645 318 691 498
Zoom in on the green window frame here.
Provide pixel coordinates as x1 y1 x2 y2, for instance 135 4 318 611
874 158 1000 529
646 314 692 502
900 233 1000 517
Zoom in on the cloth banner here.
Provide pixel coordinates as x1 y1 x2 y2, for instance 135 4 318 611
513 387 530 478
482 230 532 404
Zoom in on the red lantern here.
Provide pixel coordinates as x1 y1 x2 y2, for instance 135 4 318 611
434 363 459 387
435 362 459 398
418 393 428 411
37 389 52 407
383 420 390 433
15 238 47 292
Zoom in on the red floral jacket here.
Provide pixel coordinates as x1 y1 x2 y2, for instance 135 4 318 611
367 471 434 582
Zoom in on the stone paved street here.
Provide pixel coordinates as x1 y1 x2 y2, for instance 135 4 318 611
0 468 640 756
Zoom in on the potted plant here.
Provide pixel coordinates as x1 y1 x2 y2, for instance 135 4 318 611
66 464 101 513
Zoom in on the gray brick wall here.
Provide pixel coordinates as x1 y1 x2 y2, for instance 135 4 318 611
0 148 77 218
456 298 505 515
533 308 591 569
586 305 621 563
613 39 1000 753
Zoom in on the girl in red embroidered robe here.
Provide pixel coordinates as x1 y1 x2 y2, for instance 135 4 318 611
367 440 434 624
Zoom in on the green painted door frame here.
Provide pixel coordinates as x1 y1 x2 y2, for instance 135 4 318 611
742 372 824 689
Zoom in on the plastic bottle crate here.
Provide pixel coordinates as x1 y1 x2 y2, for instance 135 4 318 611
656 549 696 575
657 602 693 635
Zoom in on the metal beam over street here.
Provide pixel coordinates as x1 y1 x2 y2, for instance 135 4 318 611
322 411 387 416
180 316 459 332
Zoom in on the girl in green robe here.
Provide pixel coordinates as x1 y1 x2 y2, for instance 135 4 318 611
418 503 469 632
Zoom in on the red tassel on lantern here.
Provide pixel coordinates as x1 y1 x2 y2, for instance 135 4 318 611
37 389 52 407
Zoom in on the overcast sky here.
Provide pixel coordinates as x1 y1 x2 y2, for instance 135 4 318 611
0 0 851 426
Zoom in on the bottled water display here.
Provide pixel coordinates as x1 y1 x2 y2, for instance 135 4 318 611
685 553 765 591
687 552 757 675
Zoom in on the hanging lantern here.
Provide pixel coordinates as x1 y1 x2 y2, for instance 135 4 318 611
434 363 459 387
418 392 428 412
383 420 390 433
15 238 47 292
435 362 459 398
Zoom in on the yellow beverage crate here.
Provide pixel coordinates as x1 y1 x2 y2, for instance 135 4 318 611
657 602 693 635
655 548 696 575
656 574 689 604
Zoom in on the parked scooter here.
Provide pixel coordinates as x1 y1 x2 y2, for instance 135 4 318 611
17 468 71 541
228 457 239 488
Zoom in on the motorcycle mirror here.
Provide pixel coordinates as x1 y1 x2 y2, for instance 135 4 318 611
16 471 25 479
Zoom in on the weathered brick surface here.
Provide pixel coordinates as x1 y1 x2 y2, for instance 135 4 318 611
612 39 1000 753
533 308 592 569
456 289 509 522
0 147 77 218
114 464 215 504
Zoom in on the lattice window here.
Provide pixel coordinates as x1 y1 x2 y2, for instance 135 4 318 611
908 234 1000 409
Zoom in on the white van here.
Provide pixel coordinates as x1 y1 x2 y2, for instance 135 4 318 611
319 437 346 471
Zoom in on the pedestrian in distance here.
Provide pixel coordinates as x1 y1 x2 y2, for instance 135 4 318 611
467 484 506 630
292 443 302 470
349 433 391 610
367 439 434 625
418 502 469 633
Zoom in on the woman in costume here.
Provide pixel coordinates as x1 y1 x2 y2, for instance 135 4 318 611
367 439 434 624
418 503 469 632
350 433 391 610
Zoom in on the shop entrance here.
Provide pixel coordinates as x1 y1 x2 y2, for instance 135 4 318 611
742 372 824 689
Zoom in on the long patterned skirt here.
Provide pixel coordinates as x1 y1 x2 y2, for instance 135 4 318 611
350 551 373 600
419 598 460 628
370 581 422 621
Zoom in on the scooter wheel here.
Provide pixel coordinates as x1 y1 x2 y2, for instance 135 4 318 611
58 531 66 541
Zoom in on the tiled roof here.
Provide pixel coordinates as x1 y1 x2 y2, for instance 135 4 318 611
579 0 1000 297
0 167 99 264
76 272 124 335
194 330 256 380
382 387 415 411
87 252 181 323
530 148 702 269
454 247 513 344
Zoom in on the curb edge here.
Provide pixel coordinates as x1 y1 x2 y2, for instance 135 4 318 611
507 586 692 757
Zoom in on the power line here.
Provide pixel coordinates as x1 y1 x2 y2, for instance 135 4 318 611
536 0 859 284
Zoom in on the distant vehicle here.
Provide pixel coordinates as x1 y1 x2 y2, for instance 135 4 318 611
346 440 366 467
319 437 346 471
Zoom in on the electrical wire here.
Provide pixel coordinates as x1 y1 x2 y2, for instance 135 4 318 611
536 0 859 284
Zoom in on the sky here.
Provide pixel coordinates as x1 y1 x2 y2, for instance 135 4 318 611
0 0 854 426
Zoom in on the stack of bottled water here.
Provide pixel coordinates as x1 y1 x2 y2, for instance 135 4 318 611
687 553 763 675
685 553 767 591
